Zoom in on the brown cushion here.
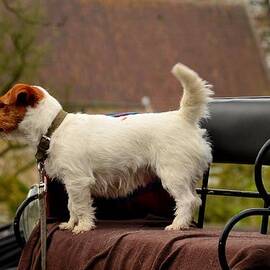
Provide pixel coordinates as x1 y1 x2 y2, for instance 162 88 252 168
18 219 270 270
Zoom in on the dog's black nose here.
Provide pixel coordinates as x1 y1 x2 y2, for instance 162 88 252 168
0 128 4 132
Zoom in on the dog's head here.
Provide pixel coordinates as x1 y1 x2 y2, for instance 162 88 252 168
0 83 44 134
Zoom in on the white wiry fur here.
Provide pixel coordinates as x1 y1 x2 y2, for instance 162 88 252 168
17 63 213 233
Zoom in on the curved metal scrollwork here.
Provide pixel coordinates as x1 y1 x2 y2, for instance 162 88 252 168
218 208 270 270
219 139 270 270
255 139 270 234
254 139 270 206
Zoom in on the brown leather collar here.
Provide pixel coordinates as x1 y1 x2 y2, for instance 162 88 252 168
35 110 68 163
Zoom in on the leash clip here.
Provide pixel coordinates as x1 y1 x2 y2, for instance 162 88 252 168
37 161 48 195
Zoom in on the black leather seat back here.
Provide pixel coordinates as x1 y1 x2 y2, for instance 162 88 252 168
201 97 270 165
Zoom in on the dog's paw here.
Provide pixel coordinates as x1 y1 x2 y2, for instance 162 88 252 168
72 222 95 234
59 221 75 231
165 223 190 231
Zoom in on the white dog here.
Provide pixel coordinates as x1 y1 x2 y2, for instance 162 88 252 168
0 63 213 233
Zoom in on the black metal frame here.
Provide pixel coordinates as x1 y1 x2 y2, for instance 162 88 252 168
217 139 270 270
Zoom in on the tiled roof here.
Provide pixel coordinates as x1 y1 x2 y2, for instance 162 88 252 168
37 0 270 111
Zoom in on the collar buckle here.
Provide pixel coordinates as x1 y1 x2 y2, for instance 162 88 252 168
39 135 51 150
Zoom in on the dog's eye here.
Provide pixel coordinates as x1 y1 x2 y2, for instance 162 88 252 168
0 103 5 109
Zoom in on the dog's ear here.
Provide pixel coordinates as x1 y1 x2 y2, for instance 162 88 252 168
9 84 44 107
16 89 30 106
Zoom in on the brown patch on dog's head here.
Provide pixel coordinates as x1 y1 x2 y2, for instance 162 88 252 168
0 84 44 133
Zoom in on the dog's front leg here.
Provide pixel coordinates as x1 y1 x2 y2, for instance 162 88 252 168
64 181 96 234
59 196 78 230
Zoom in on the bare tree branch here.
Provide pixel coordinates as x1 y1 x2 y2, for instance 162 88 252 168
1 0 49 26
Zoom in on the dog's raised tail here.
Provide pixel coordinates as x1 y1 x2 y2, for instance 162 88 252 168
172 63 213 124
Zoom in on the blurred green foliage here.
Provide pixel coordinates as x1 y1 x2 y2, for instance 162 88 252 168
0 140 36 221
0 174 28 215
205 163 270 228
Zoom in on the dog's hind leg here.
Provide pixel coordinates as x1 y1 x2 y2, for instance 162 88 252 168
157 168 201 230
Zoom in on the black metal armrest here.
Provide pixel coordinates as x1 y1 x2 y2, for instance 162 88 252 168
13 193 38 248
